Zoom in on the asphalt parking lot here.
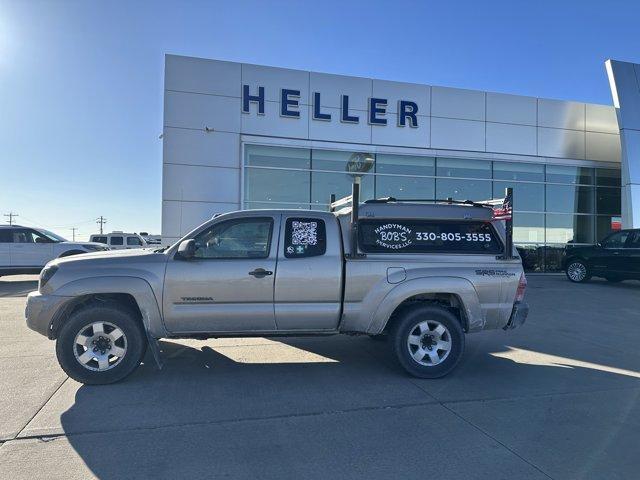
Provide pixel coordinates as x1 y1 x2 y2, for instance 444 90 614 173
0 275 639 479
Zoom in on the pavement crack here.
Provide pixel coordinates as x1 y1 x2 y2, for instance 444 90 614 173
440 402 556 479
13 376 69 441
10 400 441 443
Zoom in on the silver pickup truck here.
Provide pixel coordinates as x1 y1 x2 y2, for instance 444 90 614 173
25 190 528 385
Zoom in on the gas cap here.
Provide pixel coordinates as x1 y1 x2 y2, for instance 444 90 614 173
386 267 406 284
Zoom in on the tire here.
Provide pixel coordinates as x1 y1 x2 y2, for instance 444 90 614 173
56 303 147 385
391 305 465 379
565 259 591 283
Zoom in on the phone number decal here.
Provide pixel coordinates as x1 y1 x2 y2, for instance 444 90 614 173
373 223 493 250
415 232 492 242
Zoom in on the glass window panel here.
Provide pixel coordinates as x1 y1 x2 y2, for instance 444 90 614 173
601 230 630 248
596 216 622 242
596 187 621 215
436 158 492 179
312 149 375 173
596 168 621 187
543 246 566 272
311 172 374 205
493 162 544 182
545 185 594 213
515 245 545 273
493 181 544 212
376 175 435 199
545 214 594 244
244 168 310 203
245 145 310 169
513 213 545 243
436 178 491 202
284 218 327 258
545 165 594 185
376 154 435 176
193 218 273 259
245 202 311 210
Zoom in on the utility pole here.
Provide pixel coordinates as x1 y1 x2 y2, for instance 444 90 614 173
3 212 18 225
70 227 77 241
96 216 107 234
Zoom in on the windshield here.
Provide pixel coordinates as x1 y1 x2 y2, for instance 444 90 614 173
36 228 67 242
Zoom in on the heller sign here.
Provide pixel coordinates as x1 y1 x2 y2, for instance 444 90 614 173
242 85 420 128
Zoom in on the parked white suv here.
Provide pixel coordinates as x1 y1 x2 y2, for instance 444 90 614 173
0 225 109 277
89 232 148 250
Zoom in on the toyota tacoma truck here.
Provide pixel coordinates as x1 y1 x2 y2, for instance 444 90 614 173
25 186 528 384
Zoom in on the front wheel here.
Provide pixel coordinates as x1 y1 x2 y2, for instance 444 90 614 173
566 260 591 283
56 303 147 384
391 305 465 379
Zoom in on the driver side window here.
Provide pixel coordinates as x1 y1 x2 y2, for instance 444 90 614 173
193 218 273 259
602 231 629 249
13 229 48 244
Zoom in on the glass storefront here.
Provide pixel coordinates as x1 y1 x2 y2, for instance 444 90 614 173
244 144 622 272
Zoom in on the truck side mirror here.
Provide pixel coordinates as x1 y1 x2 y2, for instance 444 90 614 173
177 239 196 260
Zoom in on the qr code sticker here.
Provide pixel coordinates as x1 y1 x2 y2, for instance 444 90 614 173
291 221 318 246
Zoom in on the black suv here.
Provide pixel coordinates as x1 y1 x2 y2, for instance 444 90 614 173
564 229 640 283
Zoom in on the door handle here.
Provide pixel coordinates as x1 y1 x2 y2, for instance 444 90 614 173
613 251 620 255
248 268 273 278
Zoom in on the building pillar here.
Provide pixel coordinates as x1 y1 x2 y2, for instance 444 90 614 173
606 59 640 228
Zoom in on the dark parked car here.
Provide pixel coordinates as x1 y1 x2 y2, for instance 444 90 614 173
564 229 640 283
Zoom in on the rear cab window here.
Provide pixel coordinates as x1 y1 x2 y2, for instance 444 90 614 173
92 236 108 244
284 218 327 258
358 219 502 254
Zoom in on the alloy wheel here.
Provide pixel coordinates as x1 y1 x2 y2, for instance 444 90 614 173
73 321 128 371
406 319 452 366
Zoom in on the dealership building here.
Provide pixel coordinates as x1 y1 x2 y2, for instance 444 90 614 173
162 54 640 271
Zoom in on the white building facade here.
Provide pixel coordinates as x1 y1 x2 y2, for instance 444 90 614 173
162 54 624 271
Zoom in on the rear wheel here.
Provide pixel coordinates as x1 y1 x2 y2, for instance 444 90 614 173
391 305 465 379
56 303 147 384
566 260 590 283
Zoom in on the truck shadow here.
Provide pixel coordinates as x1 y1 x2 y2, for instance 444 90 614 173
0 279 38 297
58 334 640 479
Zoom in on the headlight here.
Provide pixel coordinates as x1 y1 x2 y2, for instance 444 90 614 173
82 244 109 251
40 265 59 289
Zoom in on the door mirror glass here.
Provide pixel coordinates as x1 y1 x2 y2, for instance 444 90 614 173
35 237 49 244
177 239 196 260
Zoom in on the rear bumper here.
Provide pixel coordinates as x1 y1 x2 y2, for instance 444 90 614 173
25 291 68 338
504 301 529 330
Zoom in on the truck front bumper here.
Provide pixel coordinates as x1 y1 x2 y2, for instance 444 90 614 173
504 301 529 330
25 291 68 338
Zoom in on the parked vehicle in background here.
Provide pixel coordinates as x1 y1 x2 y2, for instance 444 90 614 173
89 232 148 250
25 185 528 385
0 225 109 277
139 232 162 246
564 229 640 283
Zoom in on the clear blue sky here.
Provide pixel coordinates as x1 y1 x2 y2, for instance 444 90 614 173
1 0 639 240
